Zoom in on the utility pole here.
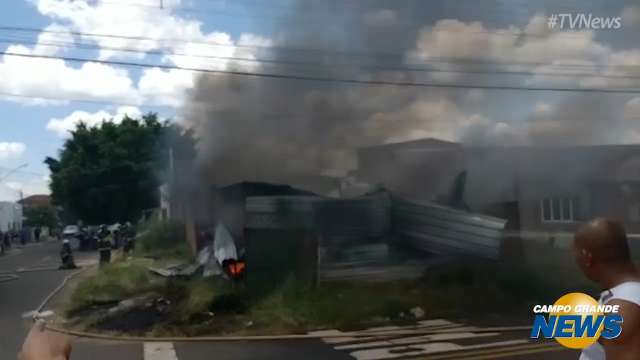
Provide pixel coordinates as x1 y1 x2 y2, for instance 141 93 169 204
168 147 175 219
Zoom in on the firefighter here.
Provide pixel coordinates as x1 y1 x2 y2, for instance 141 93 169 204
97 228 112 266
122 223 135 255
59 239 77 270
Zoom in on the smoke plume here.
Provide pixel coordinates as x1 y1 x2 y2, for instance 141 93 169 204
180 0 638 189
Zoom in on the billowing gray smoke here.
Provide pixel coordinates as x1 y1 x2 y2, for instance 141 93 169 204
181 1 448 186
180 0 637 189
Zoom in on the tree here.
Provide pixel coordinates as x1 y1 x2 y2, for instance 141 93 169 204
23 206 58 228
45 113 196 224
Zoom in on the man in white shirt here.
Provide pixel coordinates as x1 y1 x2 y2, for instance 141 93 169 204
575 218 640 360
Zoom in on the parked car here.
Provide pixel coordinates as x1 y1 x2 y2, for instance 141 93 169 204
62 225 80 237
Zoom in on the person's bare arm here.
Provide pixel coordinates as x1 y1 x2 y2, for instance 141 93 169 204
19 320 72 360
601 299 640 360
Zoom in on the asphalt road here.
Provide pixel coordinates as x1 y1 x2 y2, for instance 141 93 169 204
0 240 70 359
1 241 580 360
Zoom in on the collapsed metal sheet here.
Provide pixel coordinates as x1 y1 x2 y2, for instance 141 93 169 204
391 196 507 259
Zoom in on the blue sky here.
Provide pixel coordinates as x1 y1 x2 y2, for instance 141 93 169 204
1 0 639 201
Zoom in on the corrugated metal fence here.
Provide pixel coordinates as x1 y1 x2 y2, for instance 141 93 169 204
243 192 507 284
391 196 506 259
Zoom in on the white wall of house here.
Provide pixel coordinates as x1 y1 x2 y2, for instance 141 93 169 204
0 202 22 232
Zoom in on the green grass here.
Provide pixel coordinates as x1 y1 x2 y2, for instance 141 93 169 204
136 219 192 261
66 259 161 314
244 280 425 333
178 278 225 320
64 240 602 336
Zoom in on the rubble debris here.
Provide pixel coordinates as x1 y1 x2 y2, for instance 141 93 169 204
148 263 199 278
148 222 237 279
107 295 156 316
213 222 237 264
196 245 224 278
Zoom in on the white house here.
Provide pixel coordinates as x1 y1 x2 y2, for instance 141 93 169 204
0 201 22 232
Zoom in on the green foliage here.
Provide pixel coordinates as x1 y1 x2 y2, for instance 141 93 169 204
136 219 190 260
45 113 197 224
23 206 57 228
67 260 159 314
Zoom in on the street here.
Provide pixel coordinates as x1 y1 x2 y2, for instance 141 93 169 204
0 241 581 360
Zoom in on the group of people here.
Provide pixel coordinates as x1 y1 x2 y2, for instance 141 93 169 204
96 223 136 265
0 227 43 255
0 229 15 254
59 223 136 269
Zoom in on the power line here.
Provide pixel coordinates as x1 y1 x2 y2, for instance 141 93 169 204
4 36 640 80
7 37 640 82
3 50 640 94
2 24 636 72
38 0 624 43
0 91 154 107
0 167 45 177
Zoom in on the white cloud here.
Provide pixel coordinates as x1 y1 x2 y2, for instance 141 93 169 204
0 177 50 202
0 142 26 159
5 182 22 191
411 15 609 65
46 106 142 136
35 23 74 55
36 0 186 60
0 0 270 108
0 48 140 105
137 68 193 107
408 15 616 88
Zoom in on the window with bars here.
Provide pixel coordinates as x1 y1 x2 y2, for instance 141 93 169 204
541 197 576 223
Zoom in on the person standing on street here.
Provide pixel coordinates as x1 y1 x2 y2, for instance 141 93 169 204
575 218 640 360
97 228 111 266
59 239 77 270
3 230 10 250
34 227 41 242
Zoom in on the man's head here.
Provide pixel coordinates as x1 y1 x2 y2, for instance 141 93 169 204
574 218 632 283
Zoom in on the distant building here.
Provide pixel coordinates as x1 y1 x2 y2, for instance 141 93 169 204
357 138 640 236
18 194 52 209
0 202 23 232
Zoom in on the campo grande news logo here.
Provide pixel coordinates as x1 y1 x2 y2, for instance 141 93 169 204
530 293 623 349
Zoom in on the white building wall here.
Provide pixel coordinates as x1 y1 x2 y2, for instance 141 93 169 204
0 202 22 232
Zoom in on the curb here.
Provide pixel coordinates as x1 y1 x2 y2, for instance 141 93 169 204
36 267 88 314
45 325 533 343
39 266 532 342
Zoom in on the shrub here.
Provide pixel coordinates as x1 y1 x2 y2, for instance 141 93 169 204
136 219 190 259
